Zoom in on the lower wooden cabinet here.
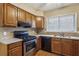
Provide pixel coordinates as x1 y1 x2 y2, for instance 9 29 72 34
61 39 73 56
36 37 41 51
8 46 22 56
0 41 22 56
73 40 79 56
61 39 79 56
8 41 22 56
51 38 62 54
51 38 79 56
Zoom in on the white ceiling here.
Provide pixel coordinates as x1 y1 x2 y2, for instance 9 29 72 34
12 3 72 16
23 3 71 11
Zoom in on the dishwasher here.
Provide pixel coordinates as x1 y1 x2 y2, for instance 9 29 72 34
41 36 52 52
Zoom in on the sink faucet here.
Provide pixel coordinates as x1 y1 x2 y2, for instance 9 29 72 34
57 33 64 37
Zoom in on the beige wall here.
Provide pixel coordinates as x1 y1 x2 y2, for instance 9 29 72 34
44 4 79 31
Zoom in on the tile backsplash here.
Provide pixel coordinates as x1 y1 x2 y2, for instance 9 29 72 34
42 32 79 37
0 32 13 39
64 32 79 37
53 32 79 37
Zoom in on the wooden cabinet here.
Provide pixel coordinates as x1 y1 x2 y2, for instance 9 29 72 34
26 12 32 23
0 3 17 27
51 38 75 56
8 46 22 56
61 39 73 56
32 15 36 21
0 3 3 27
36 16 44 29
4 3 17 27
51 38 62 54
0 41 22 56
0 3 45 28
8 41 22 56
18 8 26 22
73 40 79 56
31 15 36 28
36 37 41 51
76 40 79 56
36 36 79 56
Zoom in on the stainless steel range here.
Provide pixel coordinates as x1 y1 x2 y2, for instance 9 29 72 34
13 31 36 56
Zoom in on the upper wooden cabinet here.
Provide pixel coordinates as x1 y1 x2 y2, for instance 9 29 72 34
0 3 44 28
36 16 44 29
4 3 17 27
26 12 32 23
0 3 3 27
18 8 26 22
32 15 36 21
31 15 36 28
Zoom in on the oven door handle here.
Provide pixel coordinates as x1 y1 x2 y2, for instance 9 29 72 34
25 40 35 45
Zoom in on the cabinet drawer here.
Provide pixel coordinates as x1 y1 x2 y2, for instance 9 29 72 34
8 41 22 50
8 46 22 56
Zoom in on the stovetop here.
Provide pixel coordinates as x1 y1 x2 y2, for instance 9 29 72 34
22 36 36 42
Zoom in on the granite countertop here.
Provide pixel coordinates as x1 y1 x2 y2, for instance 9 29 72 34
1 34 79 45
0 38 22 44
29 34 79 40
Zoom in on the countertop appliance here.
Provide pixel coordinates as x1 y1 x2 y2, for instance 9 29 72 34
13 31 36 56
41 36 52 52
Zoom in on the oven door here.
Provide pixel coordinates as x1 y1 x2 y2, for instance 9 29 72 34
24 40 36 55
26 40 36 52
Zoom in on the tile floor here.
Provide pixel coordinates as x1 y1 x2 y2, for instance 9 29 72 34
35 50 60 56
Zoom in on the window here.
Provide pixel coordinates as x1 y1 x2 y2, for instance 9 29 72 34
46 16 59 32
59 14 76 32
46 14 77 32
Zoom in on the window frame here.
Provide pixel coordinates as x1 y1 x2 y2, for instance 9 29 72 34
46 13 77 32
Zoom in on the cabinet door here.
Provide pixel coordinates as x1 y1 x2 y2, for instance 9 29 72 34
32 15 36 28
62 39 73 56
36 37 41 51
0 3 3 27
51 38 61 54
73 40 79 56
36 16 44 29
4 3 17 27
9 46 22 56
18 8 26 22
26 12 32 23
